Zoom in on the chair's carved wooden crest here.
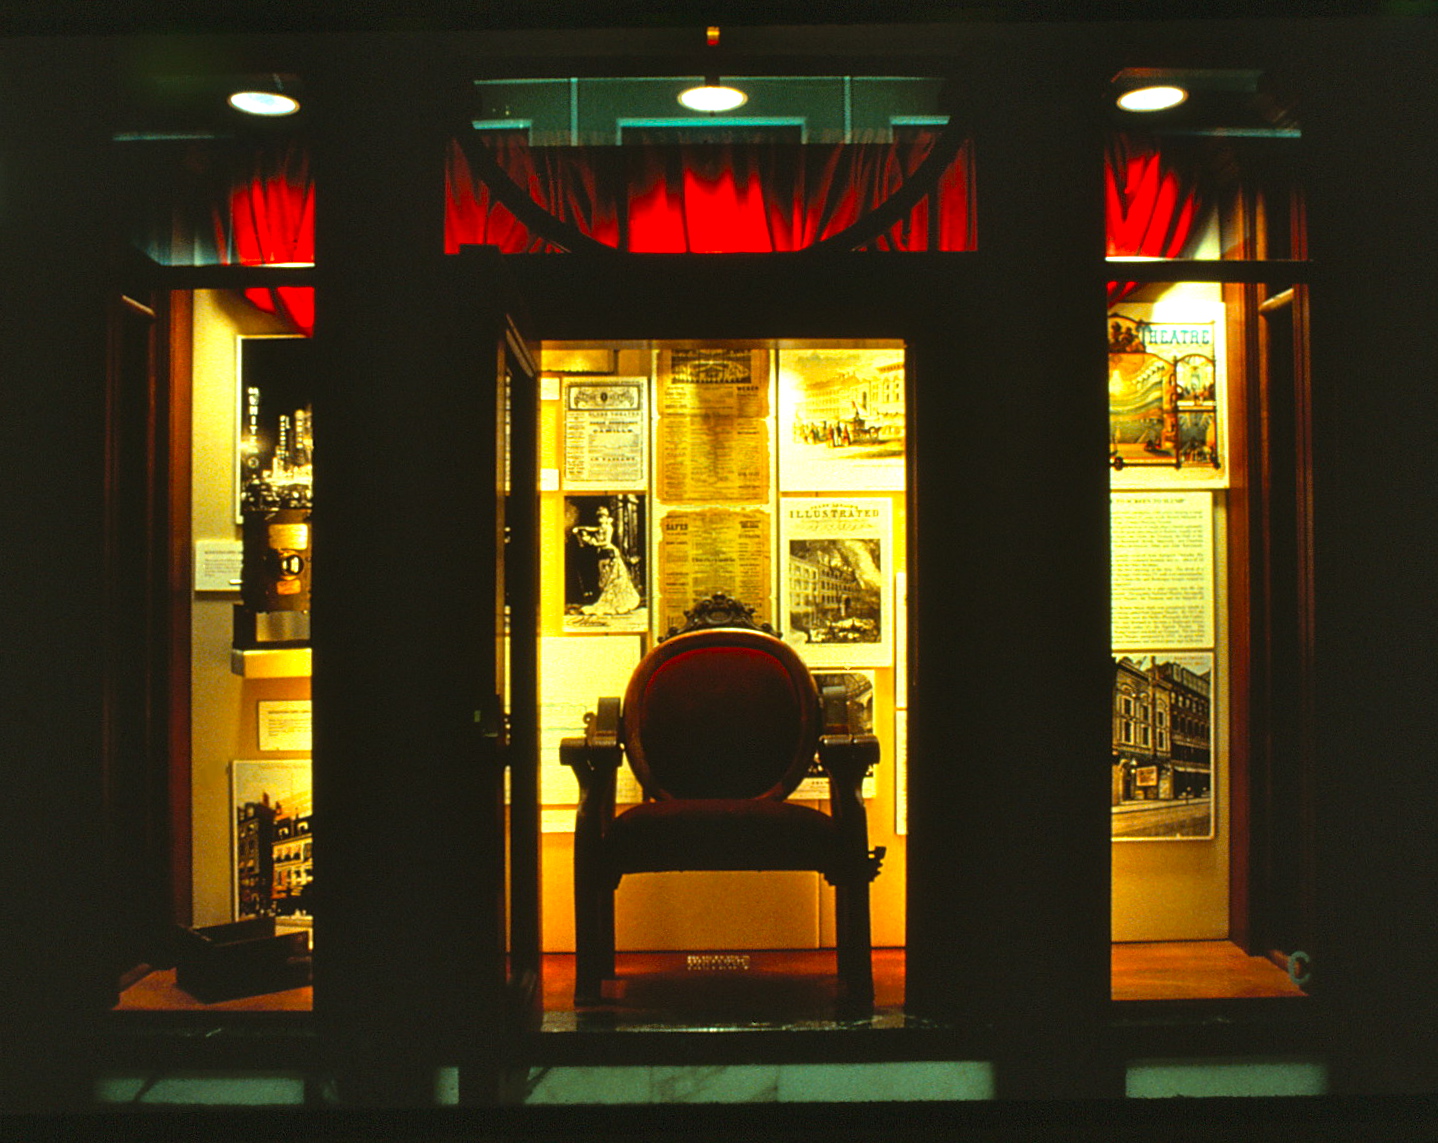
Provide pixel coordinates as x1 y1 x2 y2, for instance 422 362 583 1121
662 592 779 642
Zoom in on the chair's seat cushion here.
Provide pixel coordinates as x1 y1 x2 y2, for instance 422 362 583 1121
604 799 839 876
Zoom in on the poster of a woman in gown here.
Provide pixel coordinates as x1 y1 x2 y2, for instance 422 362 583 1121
564 494 648 632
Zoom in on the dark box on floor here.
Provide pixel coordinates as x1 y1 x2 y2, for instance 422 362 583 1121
176 917 312 1003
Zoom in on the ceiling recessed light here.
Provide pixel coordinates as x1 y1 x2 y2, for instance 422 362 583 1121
229 90 300 117
677 84 748 113
1117 85 1188 112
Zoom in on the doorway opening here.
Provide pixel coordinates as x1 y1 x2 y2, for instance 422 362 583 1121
527 338 909 1030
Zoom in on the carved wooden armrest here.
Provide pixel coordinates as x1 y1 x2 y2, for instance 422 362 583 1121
561 697 623 829
818 733 883 882
818 733 879 800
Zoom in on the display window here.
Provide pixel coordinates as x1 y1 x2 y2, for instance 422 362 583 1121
82 30 1349 1107
114 298 316 1013
1103 69 1312 1003
533 339 908 1025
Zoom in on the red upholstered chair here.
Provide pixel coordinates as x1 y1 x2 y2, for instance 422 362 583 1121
561 594 884 1007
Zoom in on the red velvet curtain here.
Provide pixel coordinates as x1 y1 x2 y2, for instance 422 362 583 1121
1105 134 1204 304
215 141 315 335
444 133 975 254
214 134 1196 316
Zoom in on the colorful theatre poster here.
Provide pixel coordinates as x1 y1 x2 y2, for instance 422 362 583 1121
1108 301 1227 489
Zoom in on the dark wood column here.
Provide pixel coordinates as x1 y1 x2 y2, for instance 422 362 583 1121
902 28 1115 1097
0 37 119 1111
1299 16 1438 1097
308 35 508 1103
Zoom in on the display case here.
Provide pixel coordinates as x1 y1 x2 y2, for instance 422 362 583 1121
12 12 1434 1119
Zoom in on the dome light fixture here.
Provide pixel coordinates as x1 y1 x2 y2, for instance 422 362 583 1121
1117 84 1188 112
229 77 300 117
677 82 748 113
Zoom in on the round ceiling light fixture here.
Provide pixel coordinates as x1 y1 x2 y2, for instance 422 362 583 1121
228 89 301 117
677 83 748 113
1116 85 1188 112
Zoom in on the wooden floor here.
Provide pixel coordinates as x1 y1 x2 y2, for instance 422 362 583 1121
539 941 1304 1028
1111 940 1307 1001
113 941 1304 1017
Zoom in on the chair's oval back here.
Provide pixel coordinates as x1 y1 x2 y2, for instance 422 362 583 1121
622 628 821 800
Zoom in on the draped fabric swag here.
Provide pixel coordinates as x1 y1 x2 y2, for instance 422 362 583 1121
215 141 316 335
443 133 976 254
209 132 1204 333
1105 133 1205 304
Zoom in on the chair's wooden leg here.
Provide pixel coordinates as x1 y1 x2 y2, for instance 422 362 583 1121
574 861 604 1004
836 882 874 1010
599 877 617 982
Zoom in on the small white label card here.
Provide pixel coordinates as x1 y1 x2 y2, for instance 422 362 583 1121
258 700 312 752
195 540 244 592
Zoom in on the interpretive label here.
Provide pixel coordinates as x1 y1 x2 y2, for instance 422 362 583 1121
194 540 244 592
257 700 312 752
1111 492 1214 649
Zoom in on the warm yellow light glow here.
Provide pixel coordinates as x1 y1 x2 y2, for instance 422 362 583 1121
677 84 748 113
229 90 300 117
1117 85 1188 112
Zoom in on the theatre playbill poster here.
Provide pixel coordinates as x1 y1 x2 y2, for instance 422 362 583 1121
657 347 770 418
561 378 647 490
780 498 893 668
778 346 906 493
1108 301 1227 490
231 759 312 923
658 417 770 503
656 347 771 503
656 507 772 634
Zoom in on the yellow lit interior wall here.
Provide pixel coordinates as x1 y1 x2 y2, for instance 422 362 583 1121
184 302 1224 948
536 343 907 953
190 292 310 927
1109 280 1229 941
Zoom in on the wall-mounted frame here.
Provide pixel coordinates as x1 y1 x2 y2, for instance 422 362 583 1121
234 335 312 524
231 759 313 923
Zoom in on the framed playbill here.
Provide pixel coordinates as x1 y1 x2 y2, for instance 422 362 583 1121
780 498 893 668
1108 301 1227 489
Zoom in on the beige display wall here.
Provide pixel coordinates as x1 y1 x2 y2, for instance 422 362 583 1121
533 342 908 953
184 299 1228 950
189 292 310 927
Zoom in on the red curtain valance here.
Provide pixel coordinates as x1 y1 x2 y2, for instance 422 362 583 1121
444 133 976 254
215 141 316 335
209 132 1203 332
1105 134 1205 304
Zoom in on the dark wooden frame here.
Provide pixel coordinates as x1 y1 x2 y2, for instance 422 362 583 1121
20 15 1433 1116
